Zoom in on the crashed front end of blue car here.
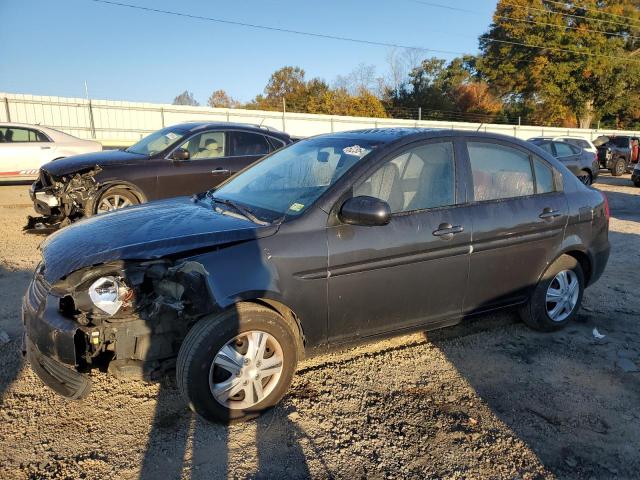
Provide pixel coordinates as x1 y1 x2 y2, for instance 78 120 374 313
23 258 215 399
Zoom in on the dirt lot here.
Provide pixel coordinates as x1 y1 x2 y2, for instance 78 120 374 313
1 175 639 480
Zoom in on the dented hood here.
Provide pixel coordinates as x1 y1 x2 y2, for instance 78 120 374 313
42 149 147 176
41 196 278 282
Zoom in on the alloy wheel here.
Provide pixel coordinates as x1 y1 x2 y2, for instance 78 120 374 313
545 269 579 322
98 194 132 212
209 330 284 409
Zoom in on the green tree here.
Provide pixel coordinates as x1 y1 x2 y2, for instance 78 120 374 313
478 0 640 127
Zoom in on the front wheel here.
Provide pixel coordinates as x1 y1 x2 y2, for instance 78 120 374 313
95 187 139 214
519 255 584 332
176 304 300 423
610 158 626 176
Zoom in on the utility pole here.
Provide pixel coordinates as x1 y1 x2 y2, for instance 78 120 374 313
282 97 286 131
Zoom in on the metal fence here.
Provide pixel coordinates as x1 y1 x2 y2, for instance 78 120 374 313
3 92 640 147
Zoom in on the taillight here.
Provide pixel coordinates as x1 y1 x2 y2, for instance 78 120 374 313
600 191 610 221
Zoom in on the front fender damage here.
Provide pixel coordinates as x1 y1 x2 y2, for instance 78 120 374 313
69 259 215 382
25 167 102 233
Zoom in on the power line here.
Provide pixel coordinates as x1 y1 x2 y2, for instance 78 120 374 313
407 0 640 41
541 0 640 26
502 0 640 30
85 0 640 64
87 0 463 57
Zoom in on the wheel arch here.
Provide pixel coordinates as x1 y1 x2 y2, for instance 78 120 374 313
239 298 306 360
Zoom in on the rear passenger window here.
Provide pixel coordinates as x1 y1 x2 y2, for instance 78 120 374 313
554 142 575 157
467 142 534 201
355 142 455 213
534 158 555 194
230 132 271 156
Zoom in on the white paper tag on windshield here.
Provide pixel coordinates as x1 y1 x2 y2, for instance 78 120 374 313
166 132 178 140
343 145 366 156
289 202 305 212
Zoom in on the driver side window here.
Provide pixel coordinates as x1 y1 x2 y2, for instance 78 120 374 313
179 131 226 160
354 142 456 213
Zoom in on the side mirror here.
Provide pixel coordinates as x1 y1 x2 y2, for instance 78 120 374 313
171 148 190 161
339 195 391 226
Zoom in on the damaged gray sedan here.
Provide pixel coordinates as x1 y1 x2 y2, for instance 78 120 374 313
23 129 610 423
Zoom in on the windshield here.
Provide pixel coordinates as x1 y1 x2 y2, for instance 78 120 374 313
211 136 382 220
126 127 188 155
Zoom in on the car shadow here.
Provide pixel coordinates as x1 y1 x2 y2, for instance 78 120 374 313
0 265 31 405
130 244 311 479
423 203 640 478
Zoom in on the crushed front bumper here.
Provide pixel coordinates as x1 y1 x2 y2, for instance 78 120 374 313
22 275 91 399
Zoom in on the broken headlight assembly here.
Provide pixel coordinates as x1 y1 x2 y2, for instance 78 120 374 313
87 276 131 316
52 264 135 320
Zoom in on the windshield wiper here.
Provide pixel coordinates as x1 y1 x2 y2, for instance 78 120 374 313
211 197 269 226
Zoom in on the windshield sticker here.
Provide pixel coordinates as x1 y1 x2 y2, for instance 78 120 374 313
343 145 367 156
288 202 305 212
165 132 179 140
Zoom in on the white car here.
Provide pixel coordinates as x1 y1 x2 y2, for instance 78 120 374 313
0 123 102 181
528 135 597 155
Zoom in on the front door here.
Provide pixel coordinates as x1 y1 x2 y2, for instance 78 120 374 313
0 126 50 178
461 139 568 313
327 140 472 343
156 130 230 198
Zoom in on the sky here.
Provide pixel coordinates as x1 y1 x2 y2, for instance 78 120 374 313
0 0 497 104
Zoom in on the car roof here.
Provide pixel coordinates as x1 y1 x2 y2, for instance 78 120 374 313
169 121 291 139
0 122 84 142
311 128 544 148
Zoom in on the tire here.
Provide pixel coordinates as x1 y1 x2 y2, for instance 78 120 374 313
578 170 593 186
610 158 626 176
94 187 140 215
176 303 300 423
519 255 585 332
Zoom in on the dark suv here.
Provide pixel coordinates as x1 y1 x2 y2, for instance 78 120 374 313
594 135 638 176
27 122 292 230
23 129 610 423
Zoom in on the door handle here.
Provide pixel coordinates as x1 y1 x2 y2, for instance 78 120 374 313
211 168 230 175
40 146 51 150
432 223 464 240
539 208 561 219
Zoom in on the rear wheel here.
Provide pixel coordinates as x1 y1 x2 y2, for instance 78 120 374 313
95 187 139 214
519 255 584 332
577 170 593 185
176 303 299 423
610 158 626 176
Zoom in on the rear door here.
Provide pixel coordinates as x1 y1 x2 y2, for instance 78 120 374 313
553 141 582 176
225 130 274 174
462 139 568 313
327 139 472 342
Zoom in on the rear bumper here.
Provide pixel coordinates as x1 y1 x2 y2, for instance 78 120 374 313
22 280 91 399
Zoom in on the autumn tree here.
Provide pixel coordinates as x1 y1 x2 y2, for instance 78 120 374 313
172 90 199 106
478 0 640 128
248 66 388 118
207 90 239 108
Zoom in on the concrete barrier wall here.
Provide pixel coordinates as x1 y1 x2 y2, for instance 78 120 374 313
2 91 639 146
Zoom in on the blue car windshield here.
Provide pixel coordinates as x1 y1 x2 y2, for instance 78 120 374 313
212 136 382 219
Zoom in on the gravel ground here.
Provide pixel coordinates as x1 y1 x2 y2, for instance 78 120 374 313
0 175 639 480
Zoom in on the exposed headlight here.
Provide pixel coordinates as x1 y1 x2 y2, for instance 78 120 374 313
88 276 129 316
